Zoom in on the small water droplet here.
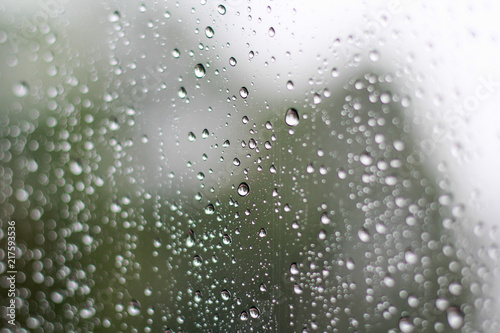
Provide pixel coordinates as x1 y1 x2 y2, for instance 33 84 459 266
346 258 355 270
221 289 231 301
331 67 339 78
186 230 196 248
205 26 214 38
194 63 206 78
258 228 267 237
369 50 380 62
239 87 249 99
217 4 226 15
405 248 418 264
249 306 260 319
290 263 299 275
358 228 370 243
108 10 120 22
320 212 331 225
285 108 299 126
240 311 249 321
268 27 275 37
193 255 203 267
359 152 373 166
383 274 395 288
172 48 180 58
399 317 414 333
293 283 303 295
188 131 196 142
205 204 214 215
202 128 209 139
447 307 464 329
13 81 29 97
286 80 294 90
237 182 250 196
128 300 141 316
69 160 83 175
178 87 187 99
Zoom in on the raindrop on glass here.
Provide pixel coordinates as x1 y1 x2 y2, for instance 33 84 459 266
128 300 141 316
239 87 249 99
194 64 206 78
205 26 214 38
13 81 29 97
217 4 226 15
285 108 300 126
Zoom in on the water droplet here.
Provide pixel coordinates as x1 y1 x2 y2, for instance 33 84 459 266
285 108 299 126
240 311 249 321
233 158 241 166
380 92 392 104
313 93 321 105
331 67 339 78
108 10 120 22
286 80 294 90
447 307 464 329
128 300 141 316
202 128 209 139
320 212 331 225
205 26 214 38
194 291 202 303
369 50 380 62
405 248 418 264
258 228 267 237
383 274 395 288
346 258 355 270
358 228 370 243
185 229 196 248
222 234 232 245
359 152 373 166
239 87 249 99
193 255 203 267
237 182 250 196
205 204 214 215
229 57 237 66
249 306 260 319
188 131 196 142
407 295 419 307
221 289 231 301
217 4 226 15
290 263 299 275
13 81 29 97
399 317 414 333
178 87 187 99
268 27 275 37
293 283 303 295
194 63 206 78
69 160 83 175
172 48 180 58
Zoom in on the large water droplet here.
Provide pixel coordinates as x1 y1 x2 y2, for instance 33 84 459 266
285 108 299 126
229 57 237 66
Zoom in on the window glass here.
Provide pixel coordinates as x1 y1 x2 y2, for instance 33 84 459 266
1 1 499 332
